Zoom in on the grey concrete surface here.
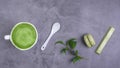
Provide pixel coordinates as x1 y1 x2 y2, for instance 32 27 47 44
0 0 120 68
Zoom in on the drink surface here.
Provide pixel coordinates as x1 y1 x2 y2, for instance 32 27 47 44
11 23 37 49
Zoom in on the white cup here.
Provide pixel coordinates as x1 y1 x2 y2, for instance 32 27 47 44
4 22 38 50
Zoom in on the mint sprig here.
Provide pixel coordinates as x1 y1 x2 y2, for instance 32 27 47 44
55 38 83 63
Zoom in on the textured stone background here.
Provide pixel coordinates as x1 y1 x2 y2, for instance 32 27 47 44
0 0 120 68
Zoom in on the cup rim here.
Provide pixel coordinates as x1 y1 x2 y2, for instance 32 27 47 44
10 22 38 51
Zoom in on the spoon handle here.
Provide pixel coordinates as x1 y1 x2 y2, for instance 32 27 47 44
41 32 53 51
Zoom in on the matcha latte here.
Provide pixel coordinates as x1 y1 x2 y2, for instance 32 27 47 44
10 22 38 50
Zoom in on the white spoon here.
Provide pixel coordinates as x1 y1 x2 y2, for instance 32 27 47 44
41 22 61 51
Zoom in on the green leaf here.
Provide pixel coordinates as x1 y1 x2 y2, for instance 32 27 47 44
75 50 78 56
66 38 76 45
67 38 77 49
61 48 68 54
55 38 84 63
72 56 82 63
55 41 65 45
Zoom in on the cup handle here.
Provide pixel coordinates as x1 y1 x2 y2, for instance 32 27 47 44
4 35 10 40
